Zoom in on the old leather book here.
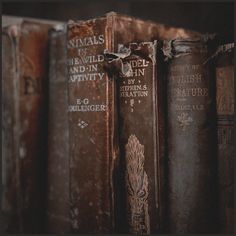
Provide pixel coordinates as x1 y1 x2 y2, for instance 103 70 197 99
215 43 234 233
2 16 59 233
66 12 200 233
46 24 71 233
105 41 165 234
163 36 218 233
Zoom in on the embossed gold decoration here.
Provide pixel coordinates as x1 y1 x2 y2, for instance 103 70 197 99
177 112 193 131
125 135 150 234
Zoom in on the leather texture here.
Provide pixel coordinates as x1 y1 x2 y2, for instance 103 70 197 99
164 37 218 233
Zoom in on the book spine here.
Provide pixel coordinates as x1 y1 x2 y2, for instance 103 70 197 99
46 25 70 233
2 21 51 233
66 16 117 233
17 22 50 233
113 41 163 234
164 37 218 233
2 24 21 234
216 43 234 233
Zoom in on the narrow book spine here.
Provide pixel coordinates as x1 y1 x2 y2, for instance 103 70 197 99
216 43 234 233
47 25 70 233
17 22 51 233
66 16 116 233
2 24 20 234
164 37 218 233
113 41 162 234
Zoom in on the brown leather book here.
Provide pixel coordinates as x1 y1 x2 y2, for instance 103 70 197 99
46 24 71 233
2 16 59 233
215 43 234 233
105 41 165 234
66 12 200 233
163 36 218 233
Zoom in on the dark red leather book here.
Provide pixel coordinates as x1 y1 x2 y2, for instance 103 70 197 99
105 41 165 234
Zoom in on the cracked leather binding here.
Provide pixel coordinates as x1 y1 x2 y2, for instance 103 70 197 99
66 12 199 233
46 24 71 233
163 36 218 233
215 43 234 233
2 16 56 233
104 41 165 234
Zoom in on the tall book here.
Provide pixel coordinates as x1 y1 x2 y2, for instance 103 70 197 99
2 16 58 233
66 12 199 233
105 41 165 234
163 36 218 233
215 43 234 233
46 24 70 233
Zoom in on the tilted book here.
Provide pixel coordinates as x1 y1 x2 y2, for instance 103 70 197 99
66 11 199 233
2 16 59 233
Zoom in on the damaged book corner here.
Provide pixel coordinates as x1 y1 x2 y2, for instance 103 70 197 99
1 11 234 234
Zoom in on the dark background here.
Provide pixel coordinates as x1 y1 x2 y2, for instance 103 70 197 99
2 1 235 43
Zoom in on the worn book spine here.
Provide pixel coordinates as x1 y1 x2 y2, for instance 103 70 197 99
163 37 218 233
215 43 234 233
107 41 164 234
67 16 117 233
2 24 20 234
46 25 70 233
2 20 51 233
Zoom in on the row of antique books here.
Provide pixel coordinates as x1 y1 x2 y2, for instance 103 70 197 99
1 13 234 234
